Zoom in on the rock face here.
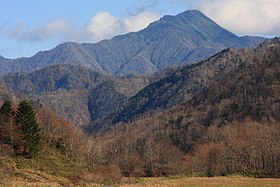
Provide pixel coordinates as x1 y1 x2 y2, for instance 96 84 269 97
0 10 265 76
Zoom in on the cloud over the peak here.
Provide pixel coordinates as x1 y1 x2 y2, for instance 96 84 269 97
86 12 160 42
86 12 120 42
187 0 280 36
125 12 160 32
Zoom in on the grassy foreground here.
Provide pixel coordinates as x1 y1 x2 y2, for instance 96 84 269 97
2 176 280 187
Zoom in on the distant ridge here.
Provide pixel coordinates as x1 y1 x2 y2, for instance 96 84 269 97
0 10 266 76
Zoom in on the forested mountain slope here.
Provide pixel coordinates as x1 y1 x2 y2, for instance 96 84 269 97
114 38 278 123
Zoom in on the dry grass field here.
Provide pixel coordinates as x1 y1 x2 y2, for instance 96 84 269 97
2 175 280 187
121 176 280 187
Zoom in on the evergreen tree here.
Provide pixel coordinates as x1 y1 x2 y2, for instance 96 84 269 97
15 100 41 158
0 100 13 144
0 100 25 156
0 100 12 115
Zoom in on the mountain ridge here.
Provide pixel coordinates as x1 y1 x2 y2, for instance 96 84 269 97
0 10 266 76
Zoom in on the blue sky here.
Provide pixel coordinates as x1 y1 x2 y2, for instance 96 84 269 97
1 0 279 59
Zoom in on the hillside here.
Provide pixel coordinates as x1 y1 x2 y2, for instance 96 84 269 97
0 10 265 76
95 38 280 177
114 38 276 123
158 37 280 151
187 37 280 125
2 65 150 125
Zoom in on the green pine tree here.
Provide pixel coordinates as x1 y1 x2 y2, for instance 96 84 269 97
0 100 12 115
15 100 41 158
0 100 14 145
0 100 25 156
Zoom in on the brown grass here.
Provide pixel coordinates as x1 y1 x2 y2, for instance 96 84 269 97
121 176 280 187
3 175 280 187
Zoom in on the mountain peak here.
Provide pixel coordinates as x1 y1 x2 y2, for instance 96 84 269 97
157 10 212 24
147 9 245 48
160 10 204 19
179 9 205 16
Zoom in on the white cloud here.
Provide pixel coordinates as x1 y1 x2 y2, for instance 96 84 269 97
10 20 71 42
124 12 160 32
8 12 160 43
86 12 121 42
86 12 160 42
186 0 280 36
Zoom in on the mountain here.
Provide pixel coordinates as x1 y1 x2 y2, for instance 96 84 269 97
114 38 279 123
0 10 265 76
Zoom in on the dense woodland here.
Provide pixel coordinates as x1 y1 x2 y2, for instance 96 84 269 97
0 39 280 184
